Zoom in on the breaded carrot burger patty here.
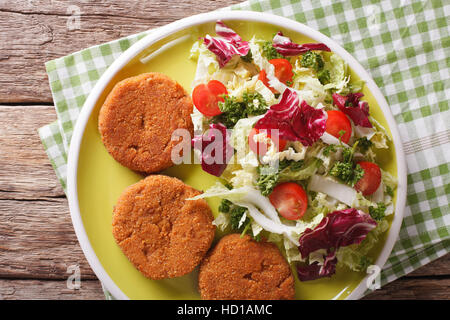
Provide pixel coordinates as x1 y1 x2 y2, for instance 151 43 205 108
99 73 193 173
199 233 295 300
112 175 215 279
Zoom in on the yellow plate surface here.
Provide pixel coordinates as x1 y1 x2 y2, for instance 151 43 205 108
77 21 397 300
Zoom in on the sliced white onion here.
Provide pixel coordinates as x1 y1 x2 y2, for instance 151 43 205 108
320 132 350 147
385 203 394 216
238 212 247 229
242 188 281 223
371 182 384 203
354 125 376 140
236 202 297 236
189 184 300 245
308 174 357 207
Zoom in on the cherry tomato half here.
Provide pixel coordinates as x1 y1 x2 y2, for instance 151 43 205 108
248 127 288 156
269 182 308 220
192 80 228 117
258 58 293 93
354 161 382 196
325 110 352 144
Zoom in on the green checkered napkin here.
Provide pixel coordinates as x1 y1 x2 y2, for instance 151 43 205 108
39 0 450 298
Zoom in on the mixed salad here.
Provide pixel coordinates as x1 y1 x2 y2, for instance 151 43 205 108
188 21 397 281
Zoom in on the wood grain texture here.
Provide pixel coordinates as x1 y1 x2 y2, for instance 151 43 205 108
0 279 104 300
0 0 242 103
0 0 448 300
0 106 94 280
364 278 450 300
0 197 96 280
0 277 448 300
408 254 450 277
0 105 64 199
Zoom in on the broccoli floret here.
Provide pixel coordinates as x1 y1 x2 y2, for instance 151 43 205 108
369 203 386 221
328 137 366 187
230 206 249 230
257 167 280 196
218 200 261 241
301 51 325 72
323 144 337 156
242 92 267 115
301 51 331 85
318 69 330 85
215 95 246 128
214 92 267 128
329 161 364 187
261 41 283 60
218 199 232 213
329 161 353 182
356 137 373 153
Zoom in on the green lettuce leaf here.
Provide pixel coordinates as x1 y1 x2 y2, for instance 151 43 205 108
336 219 389 272
323 52 349 93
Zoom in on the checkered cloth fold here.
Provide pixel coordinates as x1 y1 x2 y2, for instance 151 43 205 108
39 0 449 298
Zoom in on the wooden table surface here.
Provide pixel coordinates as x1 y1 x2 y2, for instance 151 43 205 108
0 0 448 300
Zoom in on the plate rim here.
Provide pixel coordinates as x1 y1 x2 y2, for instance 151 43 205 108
67 10 407 300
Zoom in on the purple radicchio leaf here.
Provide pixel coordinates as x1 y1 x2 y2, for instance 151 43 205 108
297 251 337 281
203 20 250 68
254 88 326 146
272 31 331 57
191 122 234 177
296 208 377 281
332 92 373 128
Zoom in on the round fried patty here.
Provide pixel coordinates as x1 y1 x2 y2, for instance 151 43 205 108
98 72 193 173
112 175 215 279
198 233 295 300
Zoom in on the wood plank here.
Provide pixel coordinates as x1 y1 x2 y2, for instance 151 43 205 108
0 0 242 18
0 104 92 279
0 105 64 199
0 186 448 281
364 277 450 300
0 197 96 279
0 0 448 300
0 277 448 300
0 0 242 103
0 188 447 280
0 104 449 284
0 279 104 300
0 189 447 281
407 254 450 277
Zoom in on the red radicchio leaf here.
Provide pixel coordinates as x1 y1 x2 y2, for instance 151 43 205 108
294 100 328 146
215 20 243 43
272 32 331 56
297 208 377 281
191 123 234 177
298 208 377 257
254 89 326 146
297 251 337 281
203 21 250 68
332 92 373 128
